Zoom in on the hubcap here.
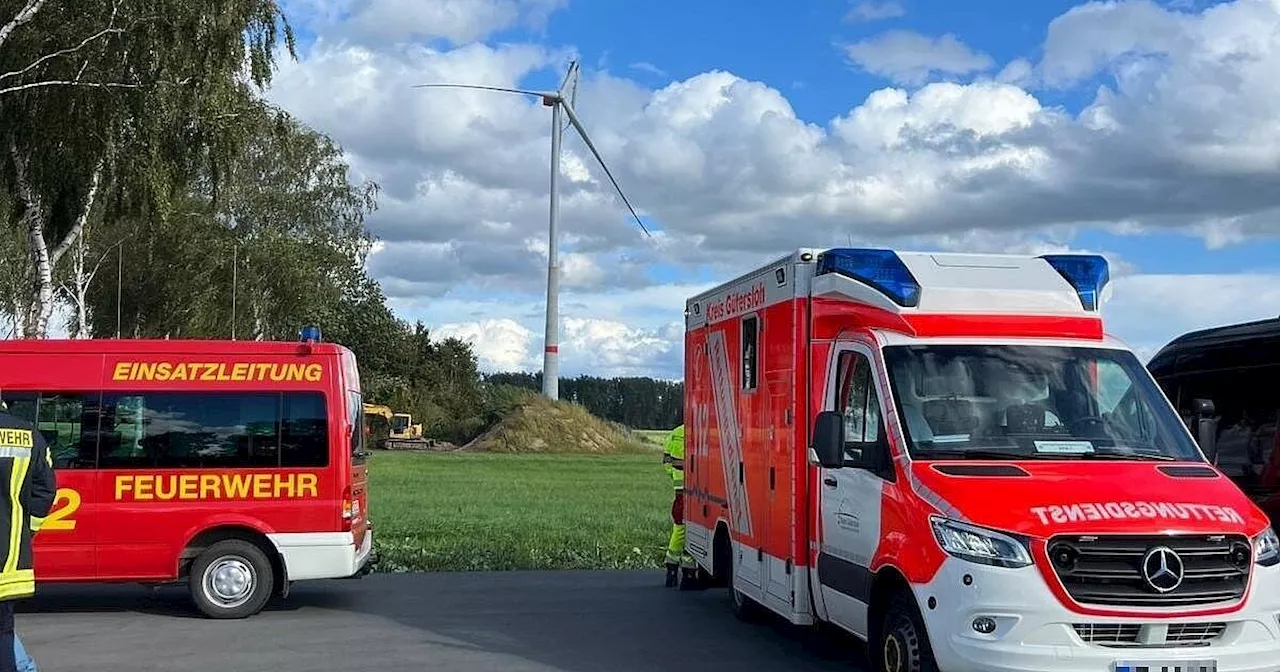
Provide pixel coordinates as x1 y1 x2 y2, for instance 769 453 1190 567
203 557 255 609
884 634 903 672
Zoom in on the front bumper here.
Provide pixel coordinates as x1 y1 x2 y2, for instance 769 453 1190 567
914 557 1280 672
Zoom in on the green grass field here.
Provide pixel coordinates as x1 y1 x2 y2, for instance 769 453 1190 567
368 451 674 572
631 429 671 448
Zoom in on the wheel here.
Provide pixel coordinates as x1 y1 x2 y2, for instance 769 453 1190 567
726 547 762 621
874 592 939 672
188 539 275 619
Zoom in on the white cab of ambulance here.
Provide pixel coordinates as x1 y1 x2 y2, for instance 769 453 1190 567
681 248 1280 672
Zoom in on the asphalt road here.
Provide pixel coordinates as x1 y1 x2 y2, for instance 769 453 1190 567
15 571 871 671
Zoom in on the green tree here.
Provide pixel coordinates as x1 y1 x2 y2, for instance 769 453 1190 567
0 0 295 336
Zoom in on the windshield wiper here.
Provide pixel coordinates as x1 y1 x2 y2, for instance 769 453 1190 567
919 448 1051 460
1075 451 1176 461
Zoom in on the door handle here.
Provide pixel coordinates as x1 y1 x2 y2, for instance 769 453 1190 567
823 477 838 487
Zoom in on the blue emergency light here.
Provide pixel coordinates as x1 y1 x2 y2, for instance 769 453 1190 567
1038 254 1110 311
299 325 323 343
815 248 922 307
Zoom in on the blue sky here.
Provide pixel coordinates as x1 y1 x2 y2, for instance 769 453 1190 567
268 0 1280 377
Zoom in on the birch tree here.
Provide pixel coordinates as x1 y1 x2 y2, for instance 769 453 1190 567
0 0 296 337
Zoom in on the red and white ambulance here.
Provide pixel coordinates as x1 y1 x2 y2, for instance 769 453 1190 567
0 327 373 618
681 248 1280 672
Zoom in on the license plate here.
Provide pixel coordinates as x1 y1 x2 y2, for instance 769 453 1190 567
1113 662 1216 672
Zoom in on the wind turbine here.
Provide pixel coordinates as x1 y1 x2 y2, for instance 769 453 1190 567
414 60 651 401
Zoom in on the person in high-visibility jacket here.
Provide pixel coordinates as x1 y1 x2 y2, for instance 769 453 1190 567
662 423 695 587
0 402 56 672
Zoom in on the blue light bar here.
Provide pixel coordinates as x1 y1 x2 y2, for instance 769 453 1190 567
816 248 922 307
1038 254 1110 311
299 325 323 343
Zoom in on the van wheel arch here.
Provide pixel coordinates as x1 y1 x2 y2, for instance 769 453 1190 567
179 526 287 601
868 567 939 672
711 521 732 587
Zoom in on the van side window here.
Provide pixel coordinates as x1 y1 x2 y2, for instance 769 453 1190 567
1177 367 1279 493
282 393 330 468
741 314 759 391
0 391 99 469
837 351 884 466
97 391 329 469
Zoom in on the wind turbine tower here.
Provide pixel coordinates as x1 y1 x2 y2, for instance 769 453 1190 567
414 60 650 400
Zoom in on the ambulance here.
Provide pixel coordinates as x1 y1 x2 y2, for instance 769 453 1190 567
680 248 1280 672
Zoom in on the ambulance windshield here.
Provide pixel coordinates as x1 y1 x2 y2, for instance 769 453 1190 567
881 344 1204 462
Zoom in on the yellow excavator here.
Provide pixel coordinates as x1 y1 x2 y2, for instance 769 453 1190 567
362 403 436 450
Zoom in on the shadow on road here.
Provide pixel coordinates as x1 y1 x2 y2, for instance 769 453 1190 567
20 570 872 671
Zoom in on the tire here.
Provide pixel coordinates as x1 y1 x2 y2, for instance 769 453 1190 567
874 592 939 672
188 539 275 619
726 546 762 622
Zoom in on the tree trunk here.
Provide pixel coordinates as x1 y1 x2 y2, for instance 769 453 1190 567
10 142 104 338
9 142 49 337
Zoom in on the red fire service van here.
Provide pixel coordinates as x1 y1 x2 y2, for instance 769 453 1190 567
681 248 1280 672
0 327 373 618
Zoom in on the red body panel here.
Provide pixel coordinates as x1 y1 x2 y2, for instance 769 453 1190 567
810 298 1105 341
0 339 362 584
911 461 1267 538
686 295 808 565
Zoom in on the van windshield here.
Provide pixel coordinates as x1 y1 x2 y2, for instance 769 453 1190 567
881 344 1204 462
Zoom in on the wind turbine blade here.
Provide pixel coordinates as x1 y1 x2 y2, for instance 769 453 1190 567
564 61 580 108
558 60 577 95
559 99 652 238
412 83 558 100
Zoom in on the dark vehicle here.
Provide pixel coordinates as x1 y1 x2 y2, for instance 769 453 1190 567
1148 316 1280 524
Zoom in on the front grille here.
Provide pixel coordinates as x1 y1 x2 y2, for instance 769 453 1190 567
1167 622 1228 645
1047 534 1252 608
1072 622 1226 648
1074 623 1141 645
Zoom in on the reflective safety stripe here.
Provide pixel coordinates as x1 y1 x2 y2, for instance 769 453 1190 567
0 569 35 600
6 456 30 574
0 447 31 459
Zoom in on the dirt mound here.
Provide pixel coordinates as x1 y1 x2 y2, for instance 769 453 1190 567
461 394 650 454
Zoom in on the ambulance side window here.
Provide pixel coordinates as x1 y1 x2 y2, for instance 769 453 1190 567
838 351 886 469
741 314 759 392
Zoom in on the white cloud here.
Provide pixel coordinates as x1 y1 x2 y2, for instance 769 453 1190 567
435 318 537 371
1105 271 1280 359
435 315 680 377
307 0 569 46
843 31 995 85
262 0 1280 378
629 61 667 77
844 1 907 23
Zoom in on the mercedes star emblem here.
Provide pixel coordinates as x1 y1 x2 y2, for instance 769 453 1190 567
1141 546 1185 593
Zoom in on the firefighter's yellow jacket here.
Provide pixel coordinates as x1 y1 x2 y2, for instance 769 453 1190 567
663 424 685 490
0 412 56 601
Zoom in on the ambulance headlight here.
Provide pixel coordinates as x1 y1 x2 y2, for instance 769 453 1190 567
931 517 1033 569
1256 527 1280 567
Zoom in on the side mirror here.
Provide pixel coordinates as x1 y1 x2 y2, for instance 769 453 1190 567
812 411 845 469
1192 398 1218 462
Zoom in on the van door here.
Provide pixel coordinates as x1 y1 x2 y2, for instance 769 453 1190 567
812 344 893 638
346 390 369 559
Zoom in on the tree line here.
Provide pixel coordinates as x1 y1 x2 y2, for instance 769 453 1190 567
485 372 684 430
0 1 681 442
